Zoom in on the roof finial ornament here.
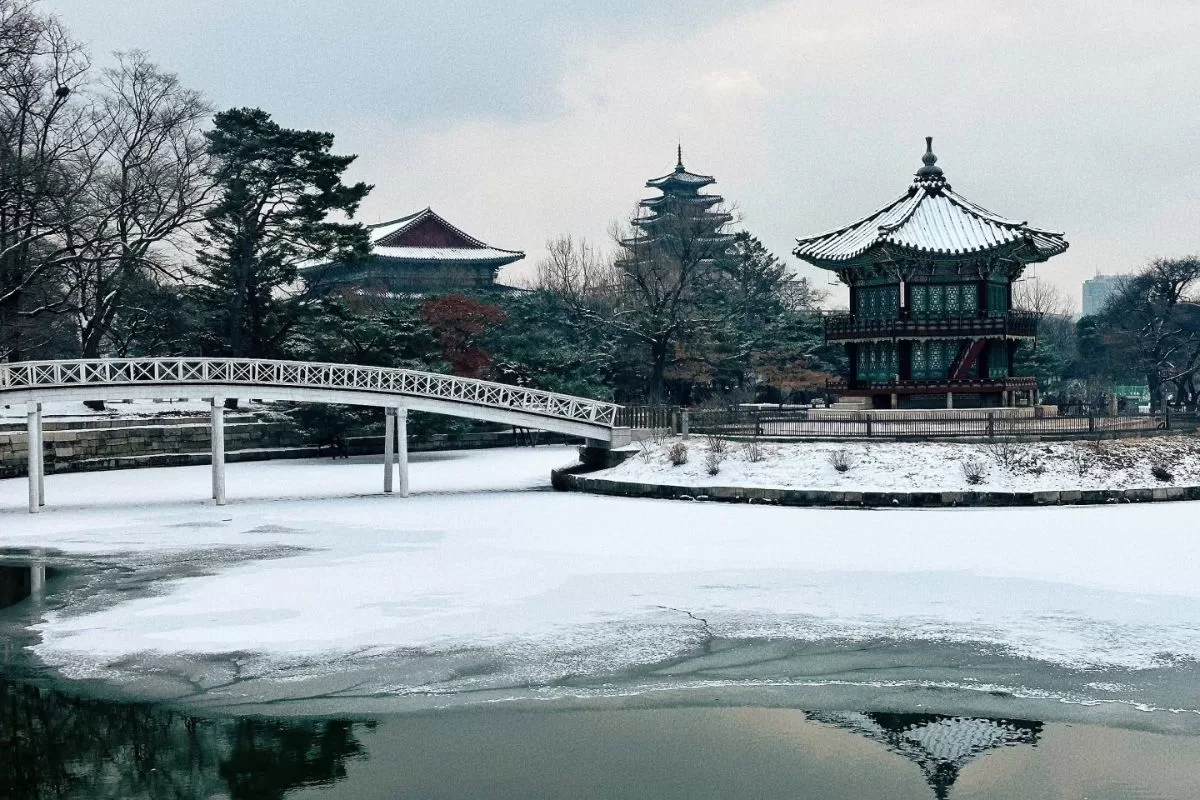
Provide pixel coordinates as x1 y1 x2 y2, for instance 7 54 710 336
676 142 684 171
916 136 944 182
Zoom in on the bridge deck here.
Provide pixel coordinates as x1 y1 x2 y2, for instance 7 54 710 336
2 358 623 512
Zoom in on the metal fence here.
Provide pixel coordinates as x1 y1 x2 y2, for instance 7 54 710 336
684 407 1197 440
614 404 680 429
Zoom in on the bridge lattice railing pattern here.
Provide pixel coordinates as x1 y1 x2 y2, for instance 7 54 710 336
0 358 620 427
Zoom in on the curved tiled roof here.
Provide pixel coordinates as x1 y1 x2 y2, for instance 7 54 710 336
646 166 716 190
794 140 1067 267
647 147 717 191
365 207 523 264
372 245 524 265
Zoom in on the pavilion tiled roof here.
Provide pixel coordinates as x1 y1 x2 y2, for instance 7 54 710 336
367 208 523 265
794 139 1068 267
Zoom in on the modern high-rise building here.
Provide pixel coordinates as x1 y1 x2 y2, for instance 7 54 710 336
1081 274 1125 316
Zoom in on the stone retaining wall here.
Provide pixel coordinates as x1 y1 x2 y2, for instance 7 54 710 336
553 470 1200 507
0 416 305 478
0 415 578 478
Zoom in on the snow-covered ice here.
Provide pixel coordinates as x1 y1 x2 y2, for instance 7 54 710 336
4 445 1200 720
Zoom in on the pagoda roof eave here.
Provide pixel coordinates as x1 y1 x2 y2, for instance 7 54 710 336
621 231 736 247
633 212 735 228
640 194 722 208
646 170 717 189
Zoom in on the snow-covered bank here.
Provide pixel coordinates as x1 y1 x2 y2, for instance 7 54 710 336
4 447 1200 718
598 436 1200 492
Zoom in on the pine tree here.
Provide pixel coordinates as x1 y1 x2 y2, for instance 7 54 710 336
190 108 371 359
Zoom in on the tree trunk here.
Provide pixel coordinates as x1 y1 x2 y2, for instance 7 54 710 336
1148 371 1162 412
648 338 669 404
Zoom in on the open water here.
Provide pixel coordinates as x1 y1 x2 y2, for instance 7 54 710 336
3 557 1200 799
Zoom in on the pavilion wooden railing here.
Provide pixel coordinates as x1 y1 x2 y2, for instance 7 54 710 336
824 310 1040 342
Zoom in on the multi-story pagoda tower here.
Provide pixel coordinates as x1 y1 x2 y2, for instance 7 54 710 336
794 139 1068 409
619 146 735 272
615 149 737 399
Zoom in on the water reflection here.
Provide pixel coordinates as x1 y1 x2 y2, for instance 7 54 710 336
807 711 1042 799
0 678 369 800
0 564 34 609
0 553 51 609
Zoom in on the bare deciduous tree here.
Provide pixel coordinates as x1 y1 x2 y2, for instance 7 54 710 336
0 0 96 360
62 50 212 358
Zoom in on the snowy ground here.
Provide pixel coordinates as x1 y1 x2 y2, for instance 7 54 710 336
0 398 245 421
4 446 1200 724
601 435 1200 492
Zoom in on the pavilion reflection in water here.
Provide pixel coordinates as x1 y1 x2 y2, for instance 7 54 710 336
807 711 1043 799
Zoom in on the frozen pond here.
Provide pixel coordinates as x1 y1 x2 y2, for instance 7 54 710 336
3 445 1200 795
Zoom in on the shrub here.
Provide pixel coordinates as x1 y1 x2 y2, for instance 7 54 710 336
827 449 854 473
742 438 765 463
961 457 986 485
1152 464 1174 483
703 434 727 475
667 441 689 466
705 434 729 456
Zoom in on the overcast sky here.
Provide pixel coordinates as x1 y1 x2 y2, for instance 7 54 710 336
44 0 1200 309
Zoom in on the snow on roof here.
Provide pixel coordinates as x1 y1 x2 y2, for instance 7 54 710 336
367 207 519 251
366 210 427 243
646 165 717 190
794 140 1068 266
371 244 524 264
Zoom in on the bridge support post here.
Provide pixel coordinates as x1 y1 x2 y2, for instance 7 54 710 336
210 398 226 506
26 402 42 514
384 407 396 493
30 553 45 601
397 407 409 498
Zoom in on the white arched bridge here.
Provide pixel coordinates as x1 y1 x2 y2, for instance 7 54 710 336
1 357 623 513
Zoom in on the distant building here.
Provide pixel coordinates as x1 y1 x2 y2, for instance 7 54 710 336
1081 273 1124 316
305 207 524 296
618 147 735 270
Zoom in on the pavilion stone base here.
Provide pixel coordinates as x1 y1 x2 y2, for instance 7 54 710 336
893 392 999 410
840 388 1041 411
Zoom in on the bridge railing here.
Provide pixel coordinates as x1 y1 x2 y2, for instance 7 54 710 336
0 357 621 428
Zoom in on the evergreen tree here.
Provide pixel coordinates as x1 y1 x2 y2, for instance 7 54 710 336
189 108 371 359
488 290 618 399
695 233 832 402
